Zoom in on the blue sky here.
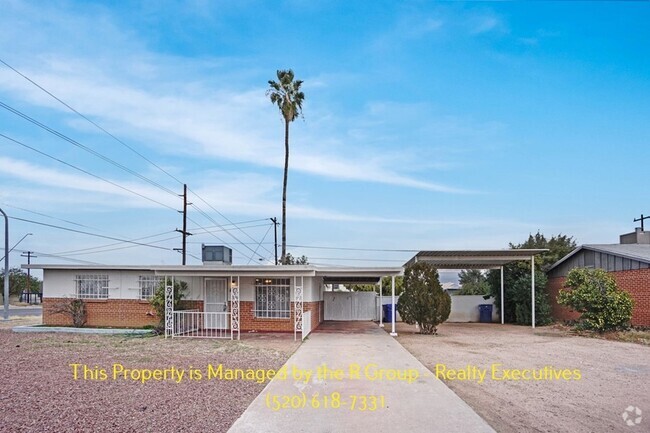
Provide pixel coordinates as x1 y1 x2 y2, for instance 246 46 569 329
1 1 649 272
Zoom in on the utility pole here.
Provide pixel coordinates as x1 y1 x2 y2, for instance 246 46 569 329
634 214 650 231
270 217 279 265
175 184 192 265
20 251 36 304
1 207 8 321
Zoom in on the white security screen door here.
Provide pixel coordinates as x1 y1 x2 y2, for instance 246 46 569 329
205 279 228 329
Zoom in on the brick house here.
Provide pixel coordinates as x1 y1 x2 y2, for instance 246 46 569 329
546 228 650 327
29 250 401 340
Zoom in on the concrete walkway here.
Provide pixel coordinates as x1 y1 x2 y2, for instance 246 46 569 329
229 323 494 433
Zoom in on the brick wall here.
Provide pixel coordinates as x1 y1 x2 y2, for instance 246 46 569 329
43 298 324 331
43 298 159 328
547 268 650 327
239 301 322 332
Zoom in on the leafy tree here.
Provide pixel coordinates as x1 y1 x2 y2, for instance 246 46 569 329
0 267 41 296
486 231 573 326
511 231 577 271
558 268 633 332
397 262 451 334
457 269 489 295
280 253 309 265
150 279 188 331
267 69 305 263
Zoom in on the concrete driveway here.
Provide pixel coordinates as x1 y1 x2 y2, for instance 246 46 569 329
228 322 494 433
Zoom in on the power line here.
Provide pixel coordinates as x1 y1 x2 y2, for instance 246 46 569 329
247 223 273 265
0 133 178 211
184 215 256 262
0 100 181 198
0 57 186 187
189 222 275 237
55 236 179 257
188 204 266 262
0 58 271 255
8 216 175 252
52 231 176 255
2 202 117 236
15 249 103 265
188 187 275 257
286 243 420 253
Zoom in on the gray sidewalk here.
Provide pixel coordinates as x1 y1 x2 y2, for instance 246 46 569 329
228 324 495 433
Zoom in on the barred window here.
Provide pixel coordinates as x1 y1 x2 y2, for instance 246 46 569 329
255 278 290 318
139 276 163 300
75 274 109 299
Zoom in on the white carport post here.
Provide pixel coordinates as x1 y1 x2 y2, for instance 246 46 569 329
390 275 397 337
379 278 384 328
531 255 535 329
500 266 504 325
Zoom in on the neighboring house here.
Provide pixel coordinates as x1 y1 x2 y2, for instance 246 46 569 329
547 228 650 327
27 247 401 340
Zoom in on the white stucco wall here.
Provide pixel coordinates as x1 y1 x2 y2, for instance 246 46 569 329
42 270 322 305
447 295 498 322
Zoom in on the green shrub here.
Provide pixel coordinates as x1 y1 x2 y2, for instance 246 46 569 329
397 262 451 335
557 268 634 332
150 279 188 332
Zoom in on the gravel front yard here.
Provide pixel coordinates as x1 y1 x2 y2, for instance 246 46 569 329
394 322 650 433
0 330 299 432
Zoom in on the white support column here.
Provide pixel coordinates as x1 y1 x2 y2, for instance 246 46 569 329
531 255 536 329
294 276 303 341
379 278 384 327
390 275 397 337
230 276 240 340
164 275 174 339
500 266 504 325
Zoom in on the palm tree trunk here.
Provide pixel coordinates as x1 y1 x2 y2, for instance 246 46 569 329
281 119 289 263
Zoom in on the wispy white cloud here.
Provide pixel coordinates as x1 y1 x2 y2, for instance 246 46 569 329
468 12 506 35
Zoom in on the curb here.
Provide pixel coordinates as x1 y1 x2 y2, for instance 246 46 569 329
12 325 154 335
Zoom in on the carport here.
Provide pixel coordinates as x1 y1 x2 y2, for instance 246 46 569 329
320 268 402 322
401 249 548 334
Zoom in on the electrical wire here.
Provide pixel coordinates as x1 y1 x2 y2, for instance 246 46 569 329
0 100 180 198
0 58 273 255
0 133 179 211
8 216 175 251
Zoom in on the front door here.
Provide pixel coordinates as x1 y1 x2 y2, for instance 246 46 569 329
205 279 229 329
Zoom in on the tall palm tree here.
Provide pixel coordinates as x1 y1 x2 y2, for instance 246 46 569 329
266 69 304 264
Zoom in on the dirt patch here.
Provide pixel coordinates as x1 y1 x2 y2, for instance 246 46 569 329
0 330 299 432
394 322 650 433
0 315 41 329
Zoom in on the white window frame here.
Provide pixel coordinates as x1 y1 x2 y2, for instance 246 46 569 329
254 278 291 319
75 274 109 299
139 275 163 300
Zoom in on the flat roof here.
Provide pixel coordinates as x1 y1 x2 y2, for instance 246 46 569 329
23 264 402 279
405 249 548 269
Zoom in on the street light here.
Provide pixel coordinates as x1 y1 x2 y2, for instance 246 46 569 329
0 232 32 262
